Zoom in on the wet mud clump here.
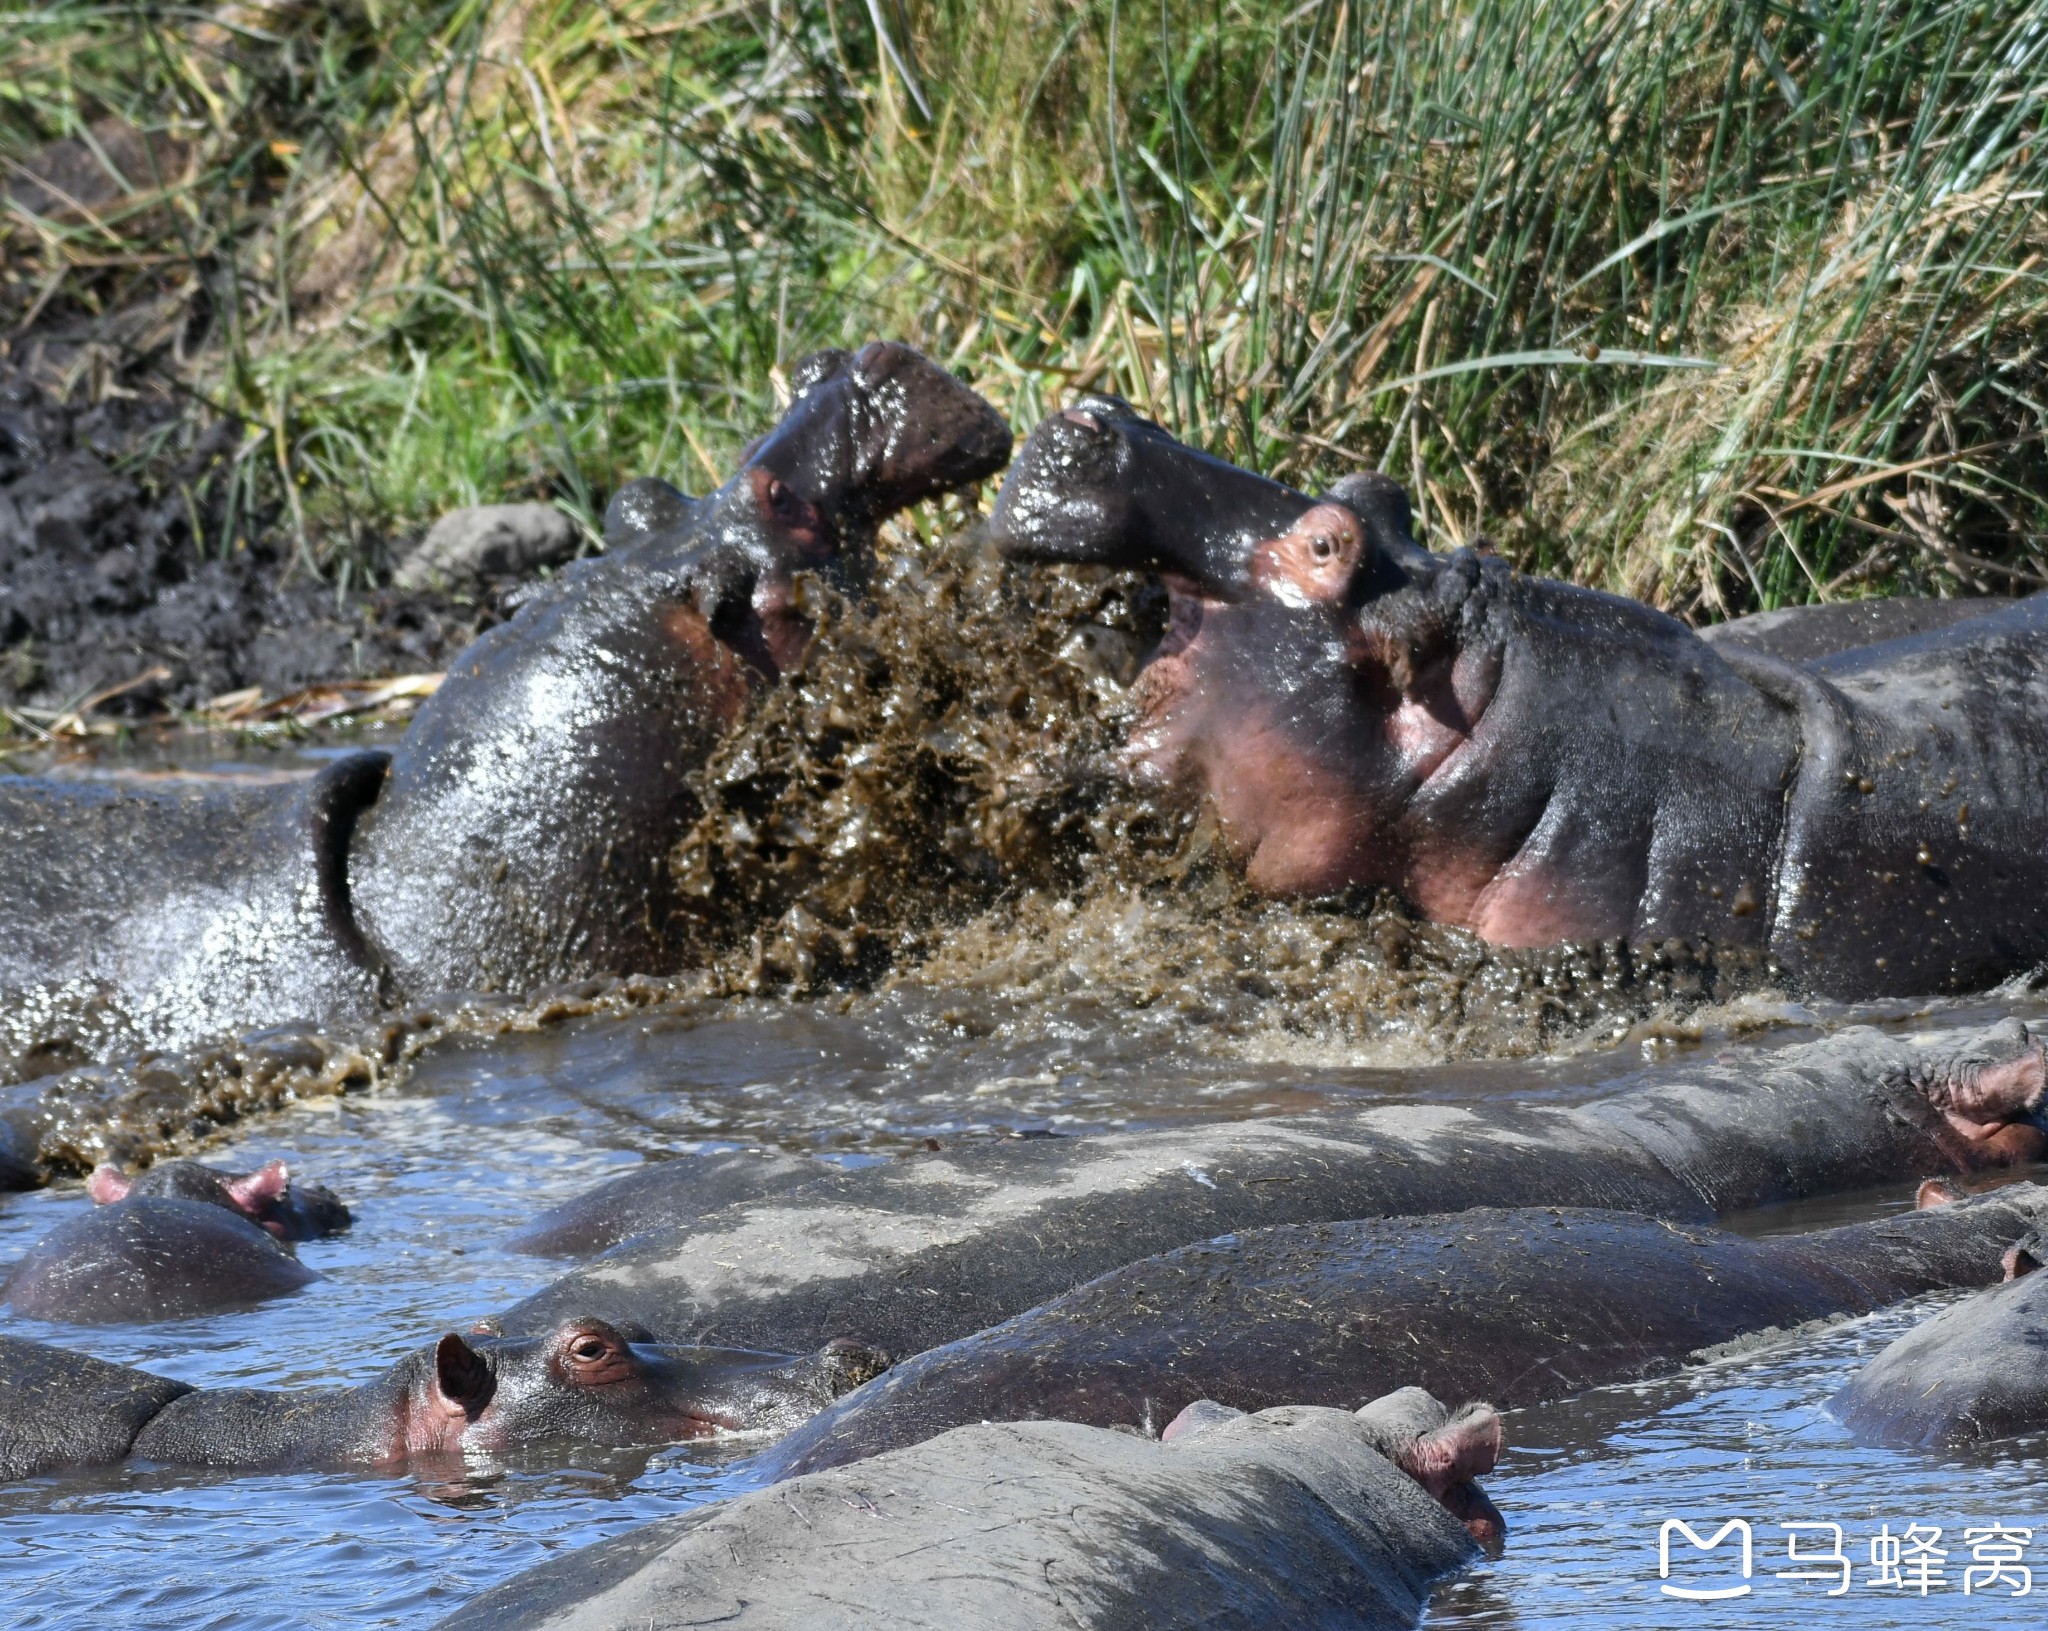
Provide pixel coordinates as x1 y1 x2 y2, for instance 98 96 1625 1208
0 366 486 716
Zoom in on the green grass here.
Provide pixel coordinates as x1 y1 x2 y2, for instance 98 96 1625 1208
3 0 2045 614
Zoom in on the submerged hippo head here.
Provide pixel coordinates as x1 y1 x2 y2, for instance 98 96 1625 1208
379 1318 870 1461
88 1158 351 1242
992 403 1804 942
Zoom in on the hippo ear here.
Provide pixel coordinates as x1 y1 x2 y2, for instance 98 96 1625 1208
1915 1177 1965 1209
2003 1230 2048 1281
86 1164 132 1206
434 1334 494 1415
225 1159 290 1219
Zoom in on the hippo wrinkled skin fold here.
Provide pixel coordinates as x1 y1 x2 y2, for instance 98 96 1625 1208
0 345 1011 1063
434 1391 1499 1631
993 397 2048 999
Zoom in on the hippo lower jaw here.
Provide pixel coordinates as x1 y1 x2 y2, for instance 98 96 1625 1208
1118 580 1512 904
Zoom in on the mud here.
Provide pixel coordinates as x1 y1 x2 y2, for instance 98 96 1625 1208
0 363 490 719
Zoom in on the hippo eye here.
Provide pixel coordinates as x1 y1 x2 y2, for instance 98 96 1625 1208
568 1334 610 1364
765 478 788 507
1311 535 1334 560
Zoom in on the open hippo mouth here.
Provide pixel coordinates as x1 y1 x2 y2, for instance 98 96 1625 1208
987 400 1516 899
676 341 1016 680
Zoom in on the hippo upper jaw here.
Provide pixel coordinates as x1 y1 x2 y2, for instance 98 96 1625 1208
746 341 1013 543
990 398 1313 599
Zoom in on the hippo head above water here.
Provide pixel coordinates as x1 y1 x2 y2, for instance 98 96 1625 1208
608 342 1015 678
87 1158 351 1242
348 341 1015 1001
994 396 1632 913
990 397 2048 1000
122 1316 869 1470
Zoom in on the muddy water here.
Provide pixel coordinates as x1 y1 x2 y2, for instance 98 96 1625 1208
3 1000 2047 1628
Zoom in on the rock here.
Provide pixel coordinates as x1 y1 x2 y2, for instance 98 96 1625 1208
395 504 581 590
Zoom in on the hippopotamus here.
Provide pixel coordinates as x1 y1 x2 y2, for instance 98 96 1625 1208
505 1149 821 1258
3 1199 316 1323
0 1318 880 1478
87 1157 351 1240
1 1157 349 1322
1829 1215 2048 1447
0 345 1011 1064
990 397 2048 999
433 1391 1500 1631
758 1185 2048 1477
498 1018 2047 1366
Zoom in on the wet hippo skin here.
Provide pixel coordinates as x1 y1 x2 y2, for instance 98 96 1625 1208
0 1157 349 1323
0 1318 870 1476
1830 1230 2048 1447
992 398 2048 999
498 1019 2048 1364
87 1156 352 1241
0 1335 193 1479
760 1185 2048 1476
2 1196 318 1323
0 344 1011 1071
1700 596 2011 665
504 1149 821 1258
432 1393 1495 1631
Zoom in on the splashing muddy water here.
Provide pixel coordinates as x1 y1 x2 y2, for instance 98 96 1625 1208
3 530 1790 1171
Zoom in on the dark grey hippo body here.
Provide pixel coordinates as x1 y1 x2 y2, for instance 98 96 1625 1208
2 1195 317 1322
435 1393 1497 1631
0 1157 350 1322
1701 595 2012 665
991 399 2048 999
0 346 1009 1087
0 754 390 1062
505 1149 821 1258
347 344 1011 997
0 1317 869 1477
498 1020 2048 1365
0 1335 193 1478
1830 1244 2048 1447
762 1186 2048 1477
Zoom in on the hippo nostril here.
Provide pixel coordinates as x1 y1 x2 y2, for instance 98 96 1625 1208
1061 410 1103 433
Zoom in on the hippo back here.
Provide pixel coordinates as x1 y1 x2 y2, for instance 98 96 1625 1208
348 533 751 999
1766 597 2048 995
1831 1270 2048 1447
0 754 389 1068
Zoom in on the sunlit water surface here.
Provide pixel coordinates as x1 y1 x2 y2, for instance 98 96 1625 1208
3 975 2047 1626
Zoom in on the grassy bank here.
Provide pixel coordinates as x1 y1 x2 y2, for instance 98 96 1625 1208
5 0 2046 615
